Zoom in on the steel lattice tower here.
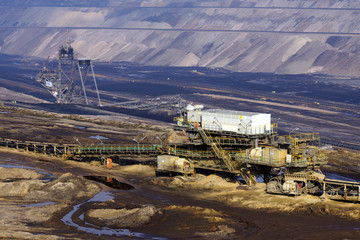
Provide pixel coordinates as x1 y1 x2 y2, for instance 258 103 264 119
36 43 101 106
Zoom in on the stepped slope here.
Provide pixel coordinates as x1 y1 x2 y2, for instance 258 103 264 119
0 0 360 76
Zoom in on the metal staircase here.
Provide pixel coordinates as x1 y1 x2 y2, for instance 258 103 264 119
239 168 257 186
198 127 257 185
198 127 235 172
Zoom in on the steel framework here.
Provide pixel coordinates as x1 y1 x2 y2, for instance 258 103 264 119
36 43 101 105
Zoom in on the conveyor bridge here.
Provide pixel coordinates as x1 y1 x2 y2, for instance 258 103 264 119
323 178 360 202
0 138 326 169
0 137 359 202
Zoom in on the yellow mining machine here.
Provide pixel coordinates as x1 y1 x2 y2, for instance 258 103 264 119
168 104 360 201
0 103 358 201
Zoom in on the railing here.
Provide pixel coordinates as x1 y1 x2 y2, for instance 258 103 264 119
237 155 287 167
166 147 215 158
0 136 238 161
198 127 236 172
202 123 277 135
271 123 278 134
0 138 75 157
274 133 320 145
213 137 253 146
204 134 259 185
175 115 278 136
67 145 163 157
234 152 323 168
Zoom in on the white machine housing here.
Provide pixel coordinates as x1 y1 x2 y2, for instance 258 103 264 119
184 104 272 135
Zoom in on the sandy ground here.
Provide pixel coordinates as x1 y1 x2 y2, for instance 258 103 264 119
0 149 360 239
0 103 359 239
152 173 360 221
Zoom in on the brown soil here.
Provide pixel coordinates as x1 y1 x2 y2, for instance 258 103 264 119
0 166 44 180
322 150 360 180
0 104 359 239
86 205 161 228
0 105 171 145
1 149 360 239
152 174 360 222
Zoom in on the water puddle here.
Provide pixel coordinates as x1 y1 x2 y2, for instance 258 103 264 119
76 126 87 129
84 176 135 190
22 201 55 207
0 163 18 168
0 161 56 181
256 176 264 183
61 191 166 239
88 135 109 140
124 73 147 79
88 191 114 202
332 225 360 231
237 175 264 183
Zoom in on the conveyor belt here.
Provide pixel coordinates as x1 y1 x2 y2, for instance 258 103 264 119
323 178 360 202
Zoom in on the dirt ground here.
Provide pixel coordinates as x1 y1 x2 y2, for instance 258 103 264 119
0 149 360 240
0 104 359 239
0 105 173 145
322 150 360 180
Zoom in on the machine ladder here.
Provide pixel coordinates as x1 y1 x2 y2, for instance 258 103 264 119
198 128 235 172
198 128 256 185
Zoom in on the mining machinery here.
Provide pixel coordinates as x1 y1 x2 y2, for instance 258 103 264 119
170 104 360 201
36 43 101 105
1 103 358 202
